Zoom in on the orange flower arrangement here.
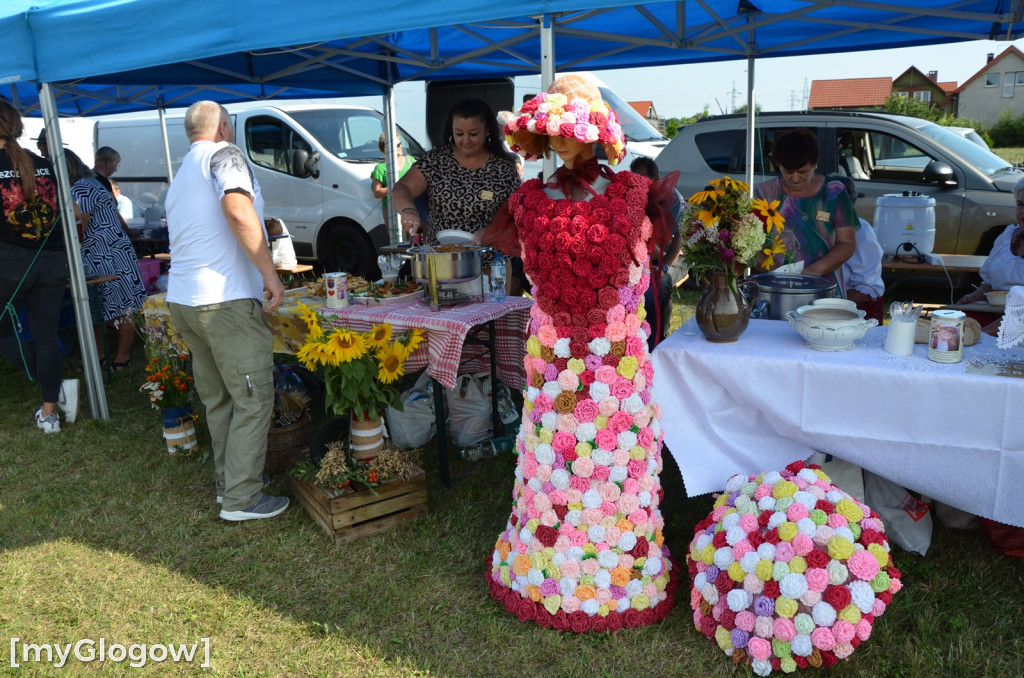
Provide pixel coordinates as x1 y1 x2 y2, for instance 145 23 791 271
139 354 195 409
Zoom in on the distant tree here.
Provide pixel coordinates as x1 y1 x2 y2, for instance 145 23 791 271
733 103 763 115
878 94 998 142
988 109 1024 147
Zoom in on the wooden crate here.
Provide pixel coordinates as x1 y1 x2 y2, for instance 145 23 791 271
287 469 428 545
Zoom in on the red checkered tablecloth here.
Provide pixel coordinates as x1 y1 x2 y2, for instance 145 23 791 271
320 296 532 390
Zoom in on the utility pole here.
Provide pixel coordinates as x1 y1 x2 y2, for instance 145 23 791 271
730 81 739 113
802 78 810 111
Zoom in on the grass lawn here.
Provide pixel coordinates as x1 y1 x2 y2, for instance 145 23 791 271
993 147 1024 165
1 321 1022 677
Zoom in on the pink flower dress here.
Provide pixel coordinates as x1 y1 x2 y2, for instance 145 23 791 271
486 170 678 632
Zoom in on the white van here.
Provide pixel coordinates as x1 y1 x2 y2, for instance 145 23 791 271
95 102 426 278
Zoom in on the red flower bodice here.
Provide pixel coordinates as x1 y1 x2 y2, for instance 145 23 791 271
508 172 652 317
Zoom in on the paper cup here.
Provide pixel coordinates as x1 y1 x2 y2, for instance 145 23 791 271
884 319 916 356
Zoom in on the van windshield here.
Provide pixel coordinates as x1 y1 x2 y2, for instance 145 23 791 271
597 86 667 143
917 122 1013 177
288 109 426 162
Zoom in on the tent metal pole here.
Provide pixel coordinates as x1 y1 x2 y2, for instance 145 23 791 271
540 13 555 181
158 106 174 183
38 82 109 420
383 85 401 245
745 53 755 194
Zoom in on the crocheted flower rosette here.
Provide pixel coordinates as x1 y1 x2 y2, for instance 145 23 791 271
504 91 627 166
686 461 902 675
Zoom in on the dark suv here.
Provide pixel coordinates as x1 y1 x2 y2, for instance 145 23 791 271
656 110 1023 255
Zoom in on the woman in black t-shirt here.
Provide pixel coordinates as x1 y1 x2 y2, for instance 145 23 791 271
0 97 74 433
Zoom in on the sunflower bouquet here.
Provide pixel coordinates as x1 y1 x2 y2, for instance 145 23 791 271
680 176 787 290
293 302 425 420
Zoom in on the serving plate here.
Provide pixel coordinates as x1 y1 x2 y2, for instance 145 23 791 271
436 229 475 244
350 284 422 305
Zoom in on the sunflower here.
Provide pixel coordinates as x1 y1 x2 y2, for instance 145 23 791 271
325 328 367 364
760 234 787 271
752 198 784 233
296 301 319 329
399 328 426 360
696 208 719 228
365 323 393 350
688 187 725 205
296 340 333 370
375 343 406 384
710 175 750 193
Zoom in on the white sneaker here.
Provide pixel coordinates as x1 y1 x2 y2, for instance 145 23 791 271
36 409 60 434
58 379 79 424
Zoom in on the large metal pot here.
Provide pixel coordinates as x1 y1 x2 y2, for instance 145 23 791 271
404 245 486 282
747 273 838 320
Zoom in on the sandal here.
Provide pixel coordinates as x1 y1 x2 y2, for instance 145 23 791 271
111 359 131 372
75 358 106 374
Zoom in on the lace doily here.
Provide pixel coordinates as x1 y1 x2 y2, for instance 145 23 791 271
997 285 1024 349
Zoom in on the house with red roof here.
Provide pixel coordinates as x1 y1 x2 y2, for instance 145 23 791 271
808 68 956 114
807 77 892 110
892 67 958 115
628 100 663 132
955 46 1024 127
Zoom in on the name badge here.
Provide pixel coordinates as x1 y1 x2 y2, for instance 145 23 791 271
480 189 495 202
815 210 831 222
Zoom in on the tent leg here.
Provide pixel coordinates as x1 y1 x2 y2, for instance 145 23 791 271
383 86 401 246
540 13 556 181
38 83 109 421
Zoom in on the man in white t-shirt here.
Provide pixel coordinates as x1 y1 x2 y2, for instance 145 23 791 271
165 101 287 522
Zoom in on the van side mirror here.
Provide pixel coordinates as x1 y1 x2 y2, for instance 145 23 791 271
922 160 957 188
290 149 320 179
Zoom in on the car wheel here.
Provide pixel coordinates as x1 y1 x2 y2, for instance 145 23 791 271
974 226 1003 257
320 222 379 279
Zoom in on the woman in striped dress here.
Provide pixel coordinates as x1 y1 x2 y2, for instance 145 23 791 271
66 150 146 370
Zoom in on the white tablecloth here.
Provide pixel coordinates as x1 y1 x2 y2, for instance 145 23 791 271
651 319 1024 527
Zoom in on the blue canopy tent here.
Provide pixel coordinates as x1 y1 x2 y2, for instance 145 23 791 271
18 1 1024 182
4 0 1022 420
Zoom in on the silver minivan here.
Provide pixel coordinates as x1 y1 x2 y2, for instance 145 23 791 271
656 110 1022 255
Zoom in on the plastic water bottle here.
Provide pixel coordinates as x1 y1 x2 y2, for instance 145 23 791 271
274 365 309 405
490 252 507 303
458 434 516 461
495 383 520 435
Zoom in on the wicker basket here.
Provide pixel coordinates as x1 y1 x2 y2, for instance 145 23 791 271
266 390 313 474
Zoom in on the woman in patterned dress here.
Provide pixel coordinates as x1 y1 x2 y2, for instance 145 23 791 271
483 74 679 632
65 150 146 370
390 98 524 291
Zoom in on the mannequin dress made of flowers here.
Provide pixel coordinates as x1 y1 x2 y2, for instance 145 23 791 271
486 166 678 632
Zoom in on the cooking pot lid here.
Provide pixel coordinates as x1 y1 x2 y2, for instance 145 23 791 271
747 272 837 293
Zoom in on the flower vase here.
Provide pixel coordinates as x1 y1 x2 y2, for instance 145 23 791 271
162 405 198 454
349 411 385 461
695 271 759 343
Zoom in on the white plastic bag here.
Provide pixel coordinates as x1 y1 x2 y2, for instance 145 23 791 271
270 220 298 267
863 470 933 556
386 370 436 449
446 372 493 447
808 452 865 502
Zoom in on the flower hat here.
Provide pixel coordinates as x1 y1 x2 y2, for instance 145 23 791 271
504 73 627 165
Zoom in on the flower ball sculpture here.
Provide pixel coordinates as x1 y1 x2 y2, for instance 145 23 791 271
686 461 902 675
